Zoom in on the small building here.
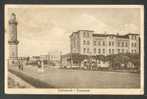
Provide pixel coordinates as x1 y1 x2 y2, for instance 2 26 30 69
61 53 109 69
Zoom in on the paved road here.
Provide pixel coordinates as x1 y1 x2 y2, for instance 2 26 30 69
9 65 140 88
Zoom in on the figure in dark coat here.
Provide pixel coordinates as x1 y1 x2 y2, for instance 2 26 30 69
18 59 23 71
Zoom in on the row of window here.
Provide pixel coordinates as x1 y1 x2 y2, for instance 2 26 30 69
83 32 90 38
83 40 90 45
109 41 114 46
83 48 137 54
93 48 105 54
131 49 137 53
93 41 105 46
131 42 137 47
118 49 127 53
118 49 137 53
82 40 137 48
93 41 128 47
118 42 128 47
83 48 90 53
130 35 137 40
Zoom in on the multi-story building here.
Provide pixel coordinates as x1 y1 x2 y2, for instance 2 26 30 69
62 30 140 68
70 30 140 56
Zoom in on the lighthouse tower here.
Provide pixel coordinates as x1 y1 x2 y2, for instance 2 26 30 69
8 13 19 66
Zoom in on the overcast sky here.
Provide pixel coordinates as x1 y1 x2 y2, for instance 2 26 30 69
5 5 142 57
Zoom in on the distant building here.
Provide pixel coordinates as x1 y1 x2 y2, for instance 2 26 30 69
48 51 61 62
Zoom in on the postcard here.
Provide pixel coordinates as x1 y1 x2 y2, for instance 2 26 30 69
5 5 144 95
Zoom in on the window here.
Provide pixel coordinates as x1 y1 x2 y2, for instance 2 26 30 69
83 48 86 53
134 43 136 47
109 49 111 54
112 49 114 54
87 32 89 37
125 42 128 47
98 41 101 46
112 42 114 46
83 32 86 37
134 50 136 53
132 43 134 47
131 35 133 39
94 48 96 53
98 49 101 54
12 61 14 64
103 49 105 54
93 41 96 46
134 36 136 40
122 42 124 47
109 41 111 46
87 48 89 53
118 42 120 47
118 49 120 53
132 50 134 53
103 41 105 46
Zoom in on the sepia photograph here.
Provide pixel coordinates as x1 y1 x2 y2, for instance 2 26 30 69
5 5 144 95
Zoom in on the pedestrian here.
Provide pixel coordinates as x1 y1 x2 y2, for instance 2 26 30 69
18 59 21 70
21 59 23 71
18 59 23 71
37 60 41 68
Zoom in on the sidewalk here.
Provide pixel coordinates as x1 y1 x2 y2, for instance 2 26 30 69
8 72 34 88
9 65 54 88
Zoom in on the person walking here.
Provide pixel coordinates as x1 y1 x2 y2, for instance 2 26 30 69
21 59 23 71
37 60 41 68
18 59 21 70
18 59 23 71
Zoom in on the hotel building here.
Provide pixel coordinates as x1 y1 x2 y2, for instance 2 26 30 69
61 30 140 68
70 30 140 56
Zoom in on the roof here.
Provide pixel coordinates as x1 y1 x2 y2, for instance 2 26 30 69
69 30 139 38
69 32 78 38
93 34 107 37
77 30 94 32
70 30 94 38
93 33 139 39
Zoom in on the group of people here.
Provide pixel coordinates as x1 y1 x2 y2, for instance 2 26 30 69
17 59 45 71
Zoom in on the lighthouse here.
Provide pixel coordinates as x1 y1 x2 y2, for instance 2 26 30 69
8 13 19 66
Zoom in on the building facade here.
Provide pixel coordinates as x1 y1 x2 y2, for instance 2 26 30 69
70 30 140 56
61 30 140 69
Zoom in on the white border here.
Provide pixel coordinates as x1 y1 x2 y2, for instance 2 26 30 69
5 4 144 95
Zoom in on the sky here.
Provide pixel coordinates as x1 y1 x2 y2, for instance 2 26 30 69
5 5 143 57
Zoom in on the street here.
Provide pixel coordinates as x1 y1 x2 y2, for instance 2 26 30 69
8 65 140 88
